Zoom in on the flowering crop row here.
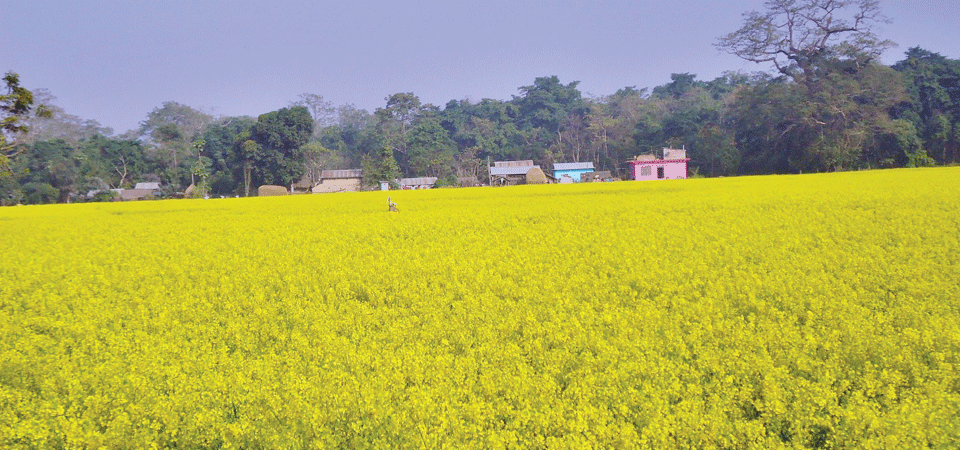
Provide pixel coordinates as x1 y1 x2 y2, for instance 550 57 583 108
1 168 959 448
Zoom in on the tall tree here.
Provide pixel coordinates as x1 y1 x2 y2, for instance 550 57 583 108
512 76 588 163
22 89 112 145
717 0 894 91
199 116 256 195
249 106 313 187
138 102 213 189
291 93 337 136
719 1 909 173
1 71 50 204
2 71 50 171
892 48 960 164
406 118 457 178
375 93 423 156
85 135 147 189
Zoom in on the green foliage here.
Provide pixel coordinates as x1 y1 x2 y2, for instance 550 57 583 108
892 47 960 164
2 71 50 171
361 144 401 187
9 34 960 206
250 106 314 186
21 181 58 204
406 118 456 178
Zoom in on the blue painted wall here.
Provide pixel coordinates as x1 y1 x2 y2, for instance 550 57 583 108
554 169 593 182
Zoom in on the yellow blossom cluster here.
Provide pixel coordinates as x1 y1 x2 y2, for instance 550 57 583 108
1 168 958 448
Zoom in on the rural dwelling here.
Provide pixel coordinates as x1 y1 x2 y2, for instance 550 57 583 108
119 182 162 200
312 169 363 193
290 177 316 194
399 177 438 189
489 160 540 186
553 162 595 182
134 182 161 191
629 148 689 181
580 170 613 182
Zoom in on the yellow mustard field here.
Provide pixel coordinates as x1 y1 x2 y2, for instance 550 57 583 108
1 168 959 449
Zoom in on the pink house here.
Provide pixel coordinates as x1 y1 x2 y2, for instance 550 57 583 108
629 148 689 181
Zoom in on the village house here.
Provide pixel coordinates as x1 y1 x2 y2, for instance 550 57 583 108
580 171 613 182
290 177 316 194
119 182 162 200
399 177 438 189
489 160 540 186
553 162 595 182
629 148 689 181
312 169 363 193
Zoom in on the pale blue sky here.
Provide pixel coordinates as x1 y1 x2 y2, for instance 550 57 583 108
3 0 958 134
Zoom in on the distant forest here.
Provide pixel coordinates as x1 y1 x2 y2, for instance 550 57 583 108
2 0 959 204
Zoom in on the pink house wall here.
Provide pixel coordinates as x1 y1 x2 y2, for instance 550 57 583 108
630 160 688 181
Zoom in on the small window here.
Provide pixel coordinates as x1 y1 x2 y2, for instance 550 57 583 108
657 167 665 179
640 166 652 177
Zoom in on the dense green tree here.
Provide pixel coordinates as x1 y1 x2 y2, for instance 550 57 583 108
694 125 740 177
511 76 589 163
249 106 314 186
1 71 51 204
16 140 80 203
892 48 960 163
83 135 147 189
361 144 400 188
406 118 457 178
199 117 255 195
2 71 50 170
375 93 423 156
137 102 214 190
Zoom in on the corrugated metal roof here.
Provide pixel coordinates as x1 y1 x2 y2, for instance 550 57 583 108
321 169 362 179
493 160 534 168
134 182 161 190
490 165 538 176
400 177 438 186
120 189 155 200
553 162 595 171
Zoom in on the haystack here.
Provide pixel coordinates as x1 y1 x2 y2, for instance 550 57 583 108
258 185 289 196
525 167 548 184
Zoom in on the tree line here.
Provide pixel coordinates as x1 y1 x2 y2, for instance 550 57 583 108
2 0 959 205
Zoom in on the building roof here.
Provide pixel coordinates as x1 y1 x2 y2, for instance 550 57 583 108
321 169 362 179
493 160 535 168
399 177 438 187
630 159 688 165
553 162 595 171
490 165 539 176
134 182 161 190
119 189 155 200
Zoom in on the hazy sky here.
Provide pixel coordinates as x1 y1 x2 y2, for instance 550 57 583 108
3 0 959 134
